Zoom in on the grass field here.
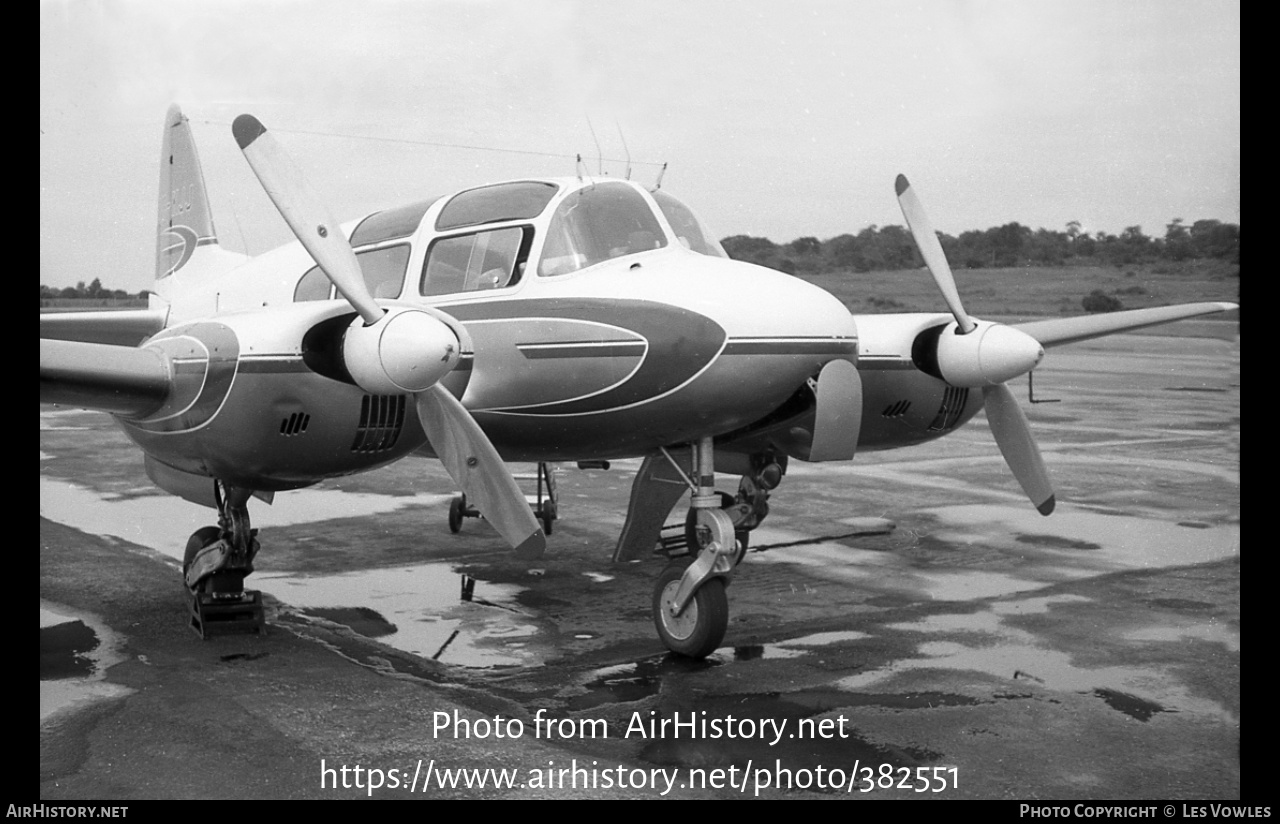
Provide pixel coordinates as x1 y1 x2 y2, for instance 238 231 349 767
797 259 1239 318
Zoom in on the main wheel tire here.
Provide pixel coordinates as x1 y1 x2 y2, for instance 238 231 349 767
183 526 222 578
652 559 728 659
448 496 465 533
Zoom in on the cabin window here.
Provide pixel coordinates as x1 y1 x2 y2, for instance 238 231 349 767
650 190 727 258
349 197 441 246
420 226 531 296
435 182 558 231
293 244 411 302
294 266 331 302
537 182 668 277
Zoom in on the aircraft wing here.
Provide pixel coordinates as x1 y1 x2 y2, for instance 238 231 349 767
40 338 171 417
1014 302 1237 349
40 308 169 347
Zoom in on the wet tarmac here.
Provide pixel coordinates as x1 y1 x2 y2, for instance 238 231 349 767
39 327 1239 799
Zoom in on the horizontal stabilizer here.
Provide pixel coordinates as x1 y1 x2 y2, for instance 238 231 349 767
1015 302 1237 348
40 339 171 417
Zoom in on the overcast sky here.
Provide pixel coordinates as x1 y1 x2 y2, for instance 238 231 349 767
41 0 1239 293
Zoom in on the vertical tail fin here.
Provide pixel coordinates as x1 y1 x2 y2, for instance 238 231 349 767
154 105 246 300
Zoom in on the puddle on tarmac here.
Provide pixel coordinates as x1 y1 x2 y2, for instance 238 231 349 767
925 505 1238 571
255 564 543 668
1092 688 1167 721
41 619 98 679
728 644 807 661
1123 621 1238 652
302 607 397 638
40 603 131 723
776 631 870 647
1015 534 1102 550
39 479 540 668
39 478 454 566
750 505 1236 607
837 593 1234 722
569 656 718 710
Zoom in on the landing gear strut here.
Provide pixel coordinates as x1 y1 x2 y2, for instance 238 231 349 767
651 438 741 658
183 482 265 638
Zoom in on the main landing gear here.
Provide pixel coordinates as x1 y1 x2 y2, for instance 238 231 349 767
651 439 781 659
183 482 265 638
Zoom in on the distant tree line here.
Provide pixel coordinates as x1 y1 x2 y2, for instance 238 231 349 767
40 218 1241 305
720 218 1240 274
40 278 146 302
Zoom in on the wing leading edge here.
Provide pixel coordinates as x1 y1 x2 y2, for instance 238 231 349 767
40 338 171 417
1014 302 1237 348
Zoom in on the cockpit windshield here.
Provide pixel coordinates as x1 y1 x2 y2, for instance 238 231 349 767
650 190 727 258
538 182 668 277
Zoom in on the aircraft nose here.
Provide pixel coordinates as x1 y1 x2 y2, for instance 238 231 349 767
702 257 859 348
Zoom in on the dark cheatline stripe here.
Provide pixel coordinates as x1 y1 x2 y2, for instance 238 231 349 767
446 297 726 416
722 337 857 357
855 356 917 371
237 356 313 374
517 340 648 360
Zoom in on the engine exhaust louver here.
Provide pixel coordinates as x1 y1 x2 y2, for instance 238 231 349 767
352 394 407 453
881 400 912 418
927 387 969 431
279 412 310 436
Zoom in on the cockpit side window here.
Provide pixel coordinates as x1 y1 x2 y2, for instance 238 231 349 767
537 183 668 277
651 190 727 258
420 225 531 296
293 244 410 302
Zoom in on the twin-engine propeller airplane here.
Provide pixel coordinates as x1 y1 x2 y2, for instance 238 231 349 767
41 105 1236 657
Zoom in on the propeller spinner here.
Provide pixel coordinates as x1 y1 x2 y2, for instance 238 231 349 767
233 114 546 555
896 175 1055 515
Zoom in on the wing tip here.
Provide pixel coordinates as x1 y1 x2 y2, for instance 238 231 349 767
232 114 267 150
1036 495 1056 516
894 174 910 196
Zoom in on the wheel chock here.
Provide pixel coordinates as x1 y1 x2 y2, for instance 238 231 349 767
189 591 266 639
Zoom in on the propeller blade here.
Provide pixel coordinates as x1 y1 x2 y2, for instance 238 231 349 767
416 385 546 559
982 383 1055 515
895 174 976 334
233 114 383 326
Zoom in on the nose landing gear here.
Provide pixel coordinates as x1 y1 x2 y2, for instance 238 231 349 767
652 438 773 659
183 482 266 638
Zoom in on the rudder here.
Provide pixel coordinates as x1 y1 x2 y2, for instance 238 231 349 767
155 105 245 298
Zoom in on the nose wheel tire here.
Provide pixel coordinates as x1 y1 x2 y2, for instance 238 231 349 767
183 526 223 579
652 559 728 659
